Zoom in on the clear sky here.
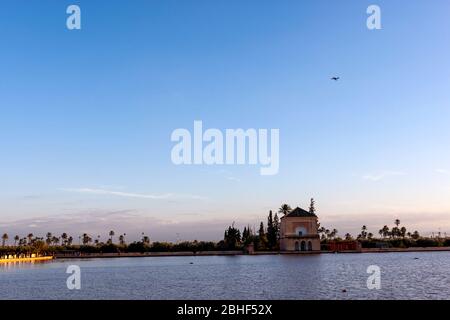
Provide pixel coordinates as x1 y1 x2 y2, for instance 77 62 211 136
1 0 450 241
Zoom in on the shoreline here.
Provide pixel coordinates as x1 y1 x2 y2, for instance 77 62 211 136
53 246 450 259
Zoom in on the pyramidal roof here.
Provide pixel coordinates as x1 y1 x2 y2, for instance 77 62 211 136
284 207 317 218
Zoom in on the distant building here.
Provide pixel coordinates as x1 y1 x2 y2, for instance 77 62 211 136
280 207 320 251
324 240 362 252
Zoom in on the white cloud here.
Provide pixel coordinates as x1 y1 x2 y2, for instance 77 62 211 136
436 169 450 175
362 171 406 181
60 188 207 200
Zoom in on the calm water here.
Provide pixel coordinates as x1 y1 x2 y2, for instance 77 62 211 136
1 252 450 300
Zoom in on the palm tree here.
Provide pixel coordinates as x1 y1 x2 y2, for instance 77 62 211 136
67 236 73 246
2 233 8 247
382 225 390 238
119 234 125 246
318 227 326 239
361 225 368 239
27 233 34 245
82 233 90 245
345 233 353 240
51 236 60 246
109 230 115 243
14 235 19 246
46 232 52 245
395 219 400 227
400 227 407 238
278 204 292 216
331 229 338 239
61 233 68 246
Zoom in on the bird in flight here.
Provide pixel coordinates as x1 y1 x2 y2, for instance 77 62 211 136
331 76 340 81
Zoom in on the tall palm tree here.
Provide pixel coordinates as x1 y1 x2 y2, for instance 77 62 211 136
27 233 34 245
82 233 89 245
400 227 407 238
46 232 52 245
361 225 368 239
2 233 8 247
109 230 115 243
52 236 60 246
61 233 68 246
278 204 292 216
14 235 19 246
395 219 400 227
331 229 338 239
382 225 390 238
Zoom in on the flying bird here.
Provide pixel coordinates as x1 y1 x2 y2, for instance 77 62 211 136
331 76 340 81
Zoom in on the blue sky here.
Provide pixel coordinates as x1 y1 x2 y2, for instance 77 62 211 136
1 0 450 241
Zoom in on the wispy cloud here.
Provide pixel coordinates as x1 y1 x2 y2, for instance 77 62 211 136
0 210 239 242
436 169 450 176
60 188 207 200
362 171 406 182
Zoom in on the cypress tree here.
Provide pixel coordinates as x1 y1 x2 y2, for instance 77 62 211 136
267 210 276 249
274 213 280 242
258 222 267 250
309 198 316 215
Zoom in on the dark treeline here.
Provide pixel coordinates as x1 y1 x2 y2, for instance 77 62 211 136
318 218 450 249
0 230 230 256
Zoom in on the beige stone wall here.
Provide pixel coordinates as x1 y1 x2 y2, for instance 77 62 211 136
280 238 321 251
280 216 320 251
280 216 318 236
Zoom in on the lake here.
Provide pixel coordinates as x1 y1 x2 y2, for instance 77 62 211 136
1 252 450 300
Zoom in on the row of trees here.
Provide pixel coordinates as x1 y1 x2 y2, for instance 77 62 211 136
317 219 422 241
1 230 150 248
224 202 310 250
